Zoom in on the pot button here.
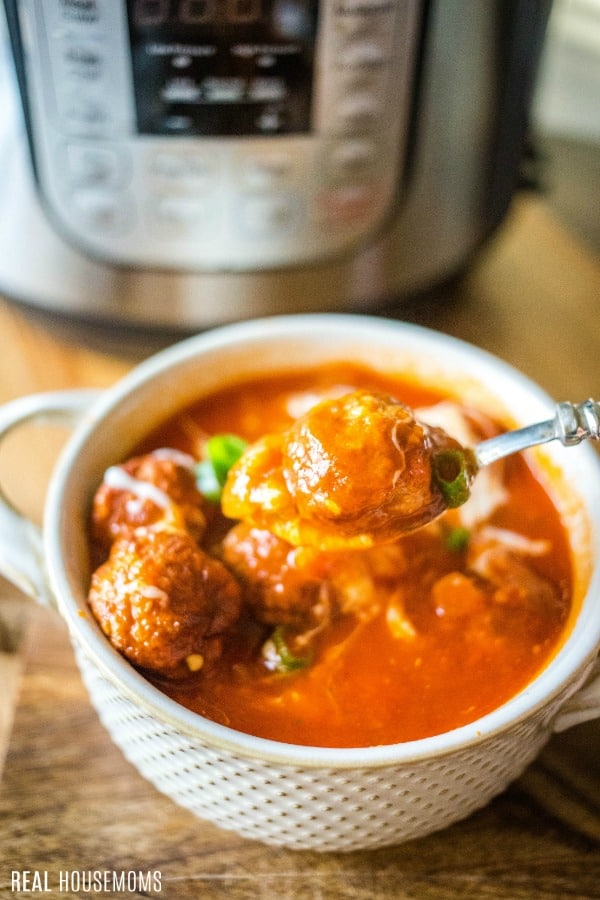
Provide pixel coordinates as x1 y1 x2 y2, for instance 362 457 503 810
60 93 107 129
59 0 102 25
159 113 196 133
339 40 387 70
61 41 105 81
64 144 130 189
334 0 396 37
238 194 301 237
326 139 379 182
149 151 215 185
237 153 297 190
70 189 133 233
334 93 380 134
151 195 215 233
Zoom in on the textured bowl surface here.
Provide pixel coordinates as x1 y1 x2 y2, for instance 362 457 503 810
42 315 600 850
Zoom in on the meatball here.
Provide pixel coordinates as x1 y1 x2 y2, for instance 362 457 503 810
221 523 328 629
220 523 408 630
91 450 208 556
222 390 473 548
88 528 242 678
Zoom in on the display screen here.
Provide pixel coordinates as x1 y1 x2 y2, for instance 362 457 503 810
126 0 320 136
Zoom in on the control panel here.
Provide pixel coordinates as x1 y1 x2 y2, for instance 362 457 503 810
14 0 423 270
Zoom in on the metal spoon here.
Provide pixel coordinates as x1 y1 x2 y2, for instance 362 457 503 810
473 399 600 468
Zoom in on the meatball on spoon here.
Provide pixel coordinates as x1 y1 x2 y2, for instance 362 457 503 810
222 393 599 550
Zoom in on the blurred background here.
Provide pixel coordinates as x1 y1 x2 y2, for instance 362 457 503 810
532 0 600 252
0 0 598 337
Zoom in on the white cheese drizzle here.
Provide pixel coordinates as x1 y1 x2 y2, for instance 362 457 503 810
150 447 196 468
103 465 172 510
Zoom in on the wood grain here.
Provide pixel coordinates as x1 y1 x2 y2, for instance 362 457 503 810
1 605 598 900
0 195 599 898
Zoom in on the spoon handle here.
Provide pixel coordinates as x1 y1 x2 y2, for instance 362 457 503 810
473 399 600 468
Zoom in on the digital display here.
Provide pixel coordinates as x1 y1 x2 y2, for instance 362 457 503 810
126 0 320 136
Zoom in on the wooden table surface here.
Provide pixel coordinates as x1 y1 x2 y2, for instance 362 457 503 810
0 195 599 898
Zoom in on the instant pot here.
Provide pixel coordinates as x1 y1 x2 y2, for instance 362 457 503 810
0 1 551 330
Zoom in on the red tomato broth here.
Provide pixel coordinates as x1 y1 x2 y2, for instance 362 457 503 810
108 363 573 747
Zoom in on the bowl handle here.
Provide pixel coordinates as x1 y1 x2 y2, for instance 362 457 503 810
551 657 600 732
0 390 101 606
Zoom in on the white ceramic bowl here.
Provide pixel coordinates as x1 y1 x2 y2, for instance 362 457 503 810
1 314 599 852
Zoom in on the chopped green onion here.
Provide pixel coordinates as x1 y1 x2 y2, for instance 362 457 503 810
207 433 248 485
195 433 247 502
444 525 471 552
432 448 475 509
195 459 223 503
262 626 311 674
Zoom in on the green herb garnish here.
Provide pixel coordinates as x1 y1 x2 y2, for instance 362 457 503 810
262 626 312 674
195 459 223 503
444 525 471 552
432 448 476 509
195 433 247 502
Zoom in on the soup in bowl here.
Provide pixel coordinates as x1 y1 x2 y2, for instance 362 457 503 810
0 314 598 851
